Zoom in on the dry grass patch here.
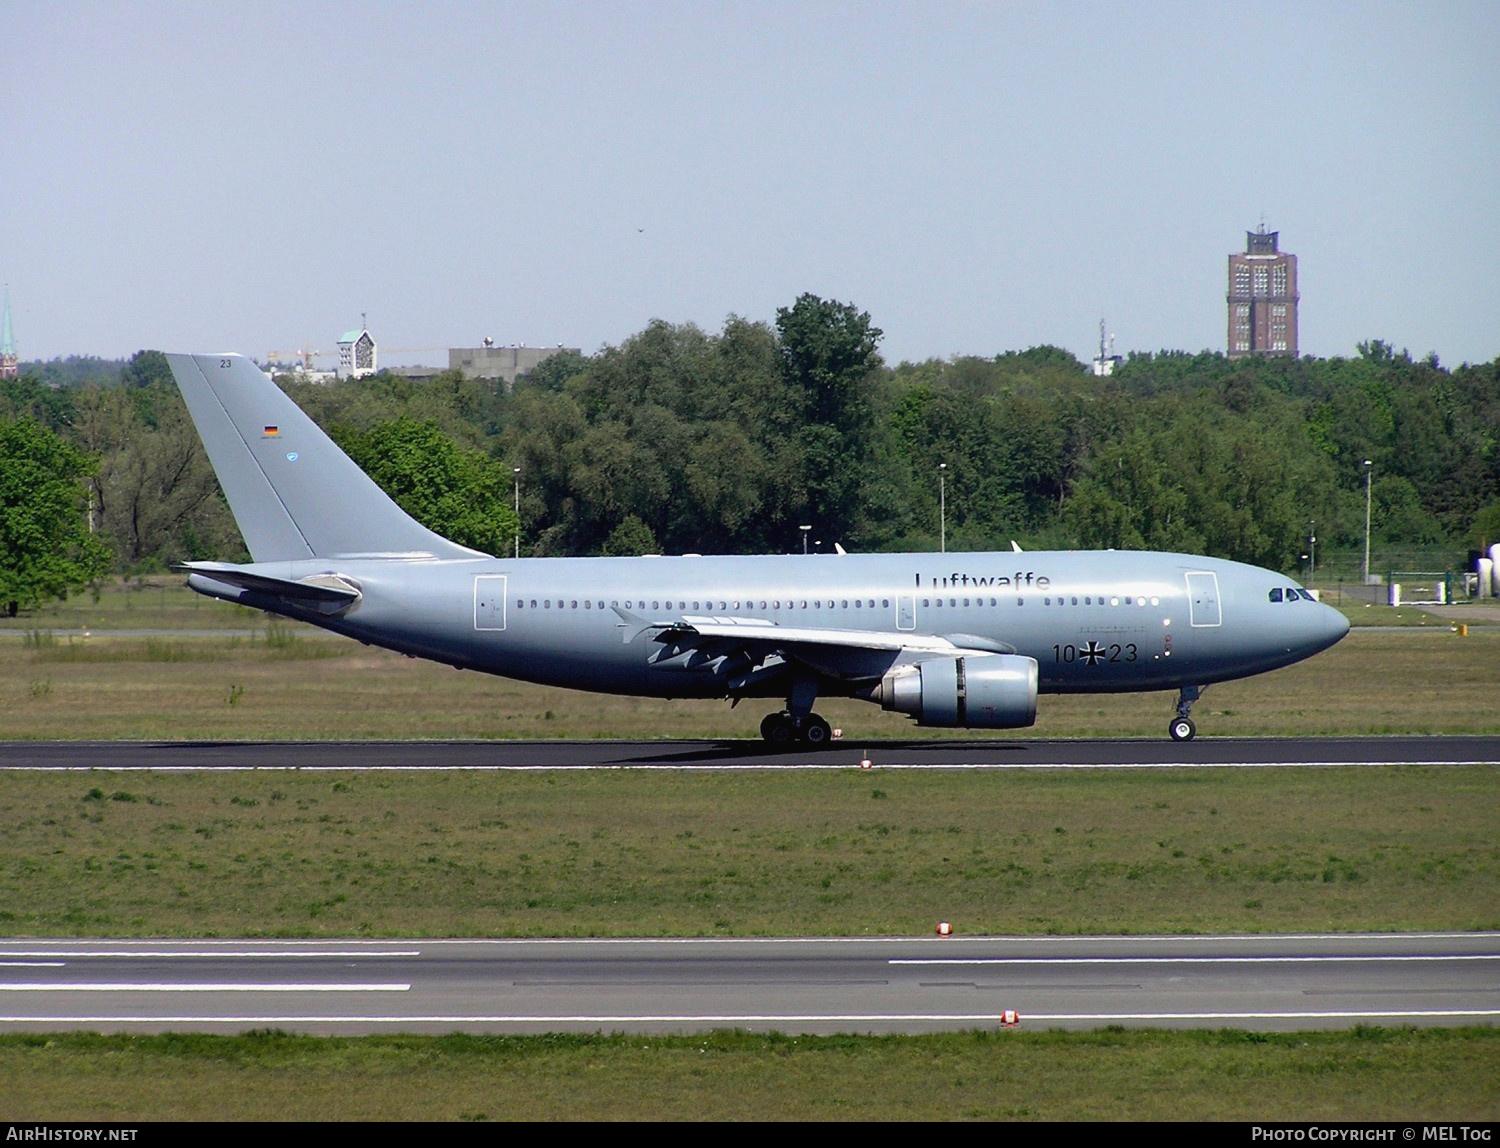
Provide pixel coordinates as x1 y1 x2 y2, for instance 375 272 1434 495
0 627 1497 740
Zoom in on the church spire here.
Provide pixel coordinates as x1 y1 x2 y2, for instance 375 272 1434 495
0 287 17 379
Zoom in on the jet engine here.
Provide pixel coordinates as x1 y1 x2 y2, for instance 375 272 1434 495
874 653 1038 729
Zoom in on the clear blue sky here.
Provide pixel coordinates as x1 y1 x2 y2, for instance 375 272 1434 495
4 1 1496 368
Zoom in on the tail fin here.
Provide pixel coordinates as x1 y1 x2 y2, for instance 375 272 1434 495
166 353 483 562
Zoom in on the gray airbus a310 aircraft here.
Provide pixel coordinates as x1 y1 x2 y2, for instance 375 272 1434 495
166 353 1349 744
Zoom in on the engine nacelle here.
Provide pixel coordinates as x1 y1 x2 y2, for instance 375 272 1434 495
876 653 1038 729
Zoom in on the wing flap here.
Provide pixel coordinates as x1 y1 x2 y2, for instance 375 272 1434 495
613 605 1007 687
675 616 963 654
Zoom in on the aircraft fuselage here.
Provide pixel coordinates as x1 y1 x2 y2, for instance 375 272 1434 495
191 548 1349 702
165 352 1350 741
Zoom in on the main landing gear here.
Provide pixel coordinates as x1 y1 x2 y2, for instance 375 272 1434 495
1170 684 1202 741
760 711 832 746
760 673 831 746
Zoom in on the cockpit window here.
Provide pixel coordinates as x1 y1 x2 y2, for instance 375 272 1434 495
1271 586 1317 603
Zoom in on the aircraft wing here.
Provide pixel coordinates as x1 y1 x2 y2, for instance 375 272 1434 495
614 607 998 692
669 616 964 654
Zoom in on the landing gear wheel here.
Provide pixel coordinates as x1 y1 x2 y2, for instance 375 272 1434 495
800 714 832 745
1170 685 1202 742
761 712 797 746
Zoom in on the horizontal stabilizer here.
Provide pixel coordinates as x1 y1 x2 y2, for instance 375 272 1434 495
174 561 361 609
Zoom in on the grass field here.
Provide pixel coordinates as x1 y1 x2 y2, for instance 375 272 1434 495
2 1028 1495 1121
0 579 265 632
1 762 1494 1123
1 765 1494 937
3 580 1496 1121
4 575 1497 740
3 619 1499 741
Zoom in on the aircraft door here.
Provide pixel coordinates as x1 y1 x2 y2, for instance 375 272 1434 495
897 594 916 630
1185 571 1221 627
474 575 507 631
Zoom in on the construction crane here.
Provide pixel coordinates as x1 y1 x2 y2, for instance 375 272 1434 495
264 343 449 374
265 346 327 370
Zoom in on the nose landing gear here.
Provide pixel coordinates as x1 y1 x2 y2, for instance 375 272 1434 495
1170 685 1202 741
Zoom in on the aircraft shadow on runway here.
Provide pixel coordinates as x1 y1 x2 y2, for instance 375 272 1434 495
618 739 1038 765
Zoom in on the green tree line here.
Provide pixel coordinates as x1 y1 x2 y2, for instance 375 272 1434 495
4 303 1499 611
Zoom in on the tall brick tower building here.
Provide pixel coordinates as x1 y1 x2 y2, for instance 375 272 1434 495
1227 226 1298 358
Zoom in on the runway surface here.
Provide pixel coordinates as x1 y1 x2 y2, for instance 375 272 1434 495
2 735 1498 770
1 933 1495 1036
4 737 1494 1036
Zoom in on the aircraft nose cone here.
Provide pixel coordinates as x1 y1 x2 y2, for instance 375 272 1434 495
1320 604 1351 648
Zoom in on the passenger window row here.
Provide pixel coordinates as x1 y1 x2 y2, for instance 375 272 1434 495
513 593 1162 612
515 598 895 611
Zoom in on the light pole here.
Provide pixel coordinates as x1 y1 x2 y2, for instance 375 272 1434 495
513 467 521 559
1308 520 1316 586
1362 460 1373 585
938 463 947 554
800 525 811 555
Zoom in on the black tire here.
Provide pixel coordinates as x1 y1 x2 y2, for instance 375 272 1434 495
762 713 796 745
1169 717 1196 742
801 715 832 745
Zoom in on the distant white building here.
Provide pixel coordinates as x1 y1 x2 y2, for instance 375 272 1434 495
449 342 579 385
337 328 377 379
1092 319 1122 377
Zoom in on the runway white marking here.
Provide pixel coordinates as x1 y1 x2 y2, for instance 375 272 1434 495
0 984 410 992
1008 1010 1500 1023
7 760 1498 771
0 950 418 959
0 962 64 968
0 1009 1494 1026
892 954 1499 965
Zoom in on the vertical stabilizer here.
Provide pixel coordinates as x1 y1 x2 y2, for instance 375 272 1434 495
166 353 483 562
